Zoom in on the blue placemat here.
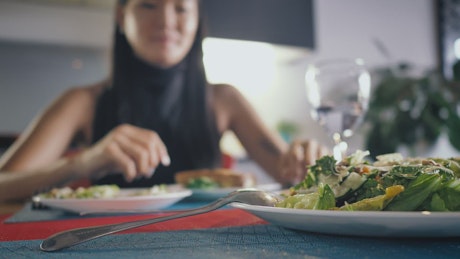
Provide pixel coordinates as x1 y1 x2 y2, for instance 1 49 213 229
4 198 211 223
1 224 460 259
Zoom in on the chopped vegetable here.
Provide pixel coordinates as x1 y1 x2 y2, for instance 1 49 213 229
340 185 404 211
39 184 171 199
186 177 219 189
40 185 120 199
276 184 335 210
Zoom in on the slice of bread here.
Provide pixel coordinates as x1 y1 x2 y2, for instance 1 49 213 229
174 168 256 188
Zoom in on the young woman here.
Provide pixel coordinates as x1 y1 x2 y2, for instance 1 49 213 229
0 0 327 202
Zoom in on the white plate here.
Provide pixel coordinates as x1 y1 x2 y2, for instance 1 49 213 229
231 203 460 237
37 185 192 214
190 183 281 200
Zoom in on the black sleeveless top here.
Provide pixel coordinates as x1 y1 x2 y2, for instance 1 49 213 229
91 55 222 188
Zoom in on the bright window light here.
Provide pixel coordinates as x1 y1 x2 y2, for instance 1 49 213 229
202 37 277 99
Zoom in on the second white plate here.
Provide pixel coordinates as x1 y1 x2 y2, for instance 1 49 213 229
37 185 192 214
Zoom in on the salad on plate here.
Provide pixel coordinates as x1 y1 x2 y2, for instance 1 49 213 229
276 150 460 212
38 184 169 199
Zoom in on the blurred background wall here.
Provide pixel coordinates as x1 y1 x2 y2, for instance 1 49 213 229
0 0 450 159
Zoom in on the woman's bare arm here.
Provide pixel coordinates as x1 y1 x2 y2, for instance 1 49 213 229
0 87 98 201
0 87 95 172
0 156 86 202
212 85 287 180
213 84 328 185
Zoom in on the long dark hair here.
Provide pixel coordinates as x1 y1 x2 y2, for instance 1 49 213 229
107 0 221 170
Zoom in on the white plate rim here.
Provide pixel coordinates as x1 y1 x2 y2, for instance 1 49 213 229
231 203 460 237
38 188 192 202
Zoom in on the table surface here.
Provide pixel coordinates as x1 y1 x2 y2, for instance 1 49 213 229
2 200 460 259
0 201 23 215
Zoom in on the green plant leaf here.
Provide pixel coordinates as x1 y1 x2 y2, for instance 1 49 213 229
364 63 460 155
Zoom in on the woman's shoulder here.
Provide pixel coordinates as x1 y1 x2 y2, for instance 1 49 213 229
42 81 109 128
210 83 252 132
46 81 109 142
210 83 245 103
55 81 108 107
64 81 107 99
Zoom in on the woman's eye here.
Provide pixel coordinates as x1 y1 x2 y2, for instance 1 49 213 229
175 3 192 13
140 2 157 9
175 6 187 13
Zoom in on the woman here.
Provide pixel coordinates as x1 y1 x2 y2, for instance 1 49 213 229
0 0 327 202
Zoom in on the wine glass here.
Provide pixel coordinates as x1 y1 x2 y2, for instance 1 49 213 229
305 58 371 161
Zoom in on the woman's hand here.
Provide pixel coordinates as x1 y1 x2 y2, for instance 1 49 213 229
278 139 329 186
76 124 170 182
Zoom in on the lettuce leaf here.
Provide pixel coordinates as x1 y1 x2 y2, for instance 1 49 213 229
384 173 443 211
436 179 460 211
340 185 404 211
276 184 335 210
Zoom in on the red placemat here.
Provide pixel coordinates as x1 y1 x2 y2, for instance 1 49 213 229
0 208 267 241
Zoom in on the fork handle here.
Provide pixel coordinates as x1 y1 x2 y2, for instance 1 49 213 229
40 204 217 252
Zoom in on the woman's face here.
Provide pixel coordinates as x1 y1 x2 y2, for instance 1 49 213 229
118 0 199 68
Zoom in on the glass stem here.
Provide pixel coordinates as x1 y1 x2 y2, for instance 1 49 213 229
332 133 348 162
